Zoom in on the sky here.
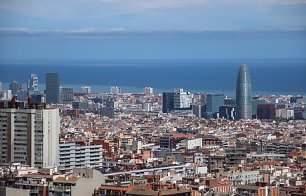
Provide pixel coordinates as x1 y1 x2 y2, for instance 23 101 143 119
0 0 306 59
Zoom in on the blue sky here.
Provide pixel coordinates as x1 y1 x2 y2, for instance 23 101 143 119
0 0 306 59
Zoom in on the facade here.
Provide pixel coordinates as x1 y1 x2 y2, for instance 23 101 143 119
276 108 294 119
60 87 74 104
9 81 20 96
46 73 59 104
27 74 39 95
178 138 202 150
162 89 192 113
162 92 174 113
252 97 266 117
50 168 105 196
257 103 276 120
226 170 263 184
110 86 121 94
0 107 60 168
236 64 252 120
219 105 235 120
144 87 153 94
81 86 91 94
173 91 192 109
0 90 12 100
204 93 224 118
59 142 103 174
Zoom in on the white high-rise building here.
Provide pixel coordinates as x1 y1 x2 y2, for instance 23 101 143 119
0 90 12 100
110 86 121 94
173 91 193 109
59 142 103 174
81 86 91 94
144 87 153 94
0 107 60 168
28 74 39 95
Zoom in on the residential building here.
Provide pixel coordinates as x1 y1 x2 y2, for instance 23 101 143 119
59 141 103 174
0 106 60 168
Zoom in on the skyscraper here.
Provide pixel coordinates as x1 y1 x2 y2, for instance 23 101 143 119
28 74 39 95
46 73 59 104
9 81 20 96
236 64 252 120
59 87 74 104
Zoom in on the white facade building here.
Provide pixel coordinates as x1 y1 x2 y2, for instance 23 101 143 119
0 108 60 168
0 90 12 100
81 86 91 94
173 89 193 109
110 86 121 94
276 109 295 119
59 142 103 174
27 74 39 94
144 87 153 94
177 138 202 150
226 170 263 184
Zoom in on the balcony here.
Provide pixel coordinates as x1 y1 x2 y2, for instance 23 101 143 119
49 186 71 193
15 180 47 187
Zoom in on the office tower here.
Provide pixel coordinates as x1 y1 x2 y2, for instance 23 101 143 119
110 86 121 94
101 97 118 118
0 82 2 91
257 103 276 120
144 87 154 94
192 104 202 118
162 92 174 113
162 88 192 113
81 86 91 94
206 93 224 114
27 74 39 95
9 81 19 96
173 90 192 109
236 64 252 120
0 107 60 168
224 97 236 106
46 73 59 104
59 87 74 104
252 96 265 117
219 105 236 120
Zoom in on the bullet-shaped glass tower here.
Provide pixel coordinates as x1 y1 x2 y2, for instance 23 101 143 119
236 64 252 120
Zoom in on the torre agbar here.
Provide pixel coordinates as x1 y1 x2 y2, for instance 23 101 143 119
236 64 252 120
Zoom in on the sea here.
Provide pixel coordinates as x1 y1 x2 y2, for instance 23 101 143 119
0 58 305 96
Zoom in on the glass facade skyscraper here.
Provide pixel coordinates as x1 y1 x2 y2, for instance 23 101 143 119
236 64 252 120
46 73 59 104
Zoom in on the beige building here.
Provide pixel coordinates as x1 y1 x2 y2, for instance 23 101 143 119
0 108 60 168
49 168 105 196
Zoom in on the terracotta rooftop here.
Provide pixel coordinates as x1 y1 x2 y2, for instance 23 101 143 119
54 177 79 183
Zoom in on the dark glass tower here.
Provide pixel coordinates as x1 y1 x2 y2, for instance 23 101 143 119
236 64 252 120
46 73 59 104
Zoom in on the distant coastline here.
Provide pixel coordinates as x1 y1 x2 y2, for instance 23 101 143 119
1 58 305 95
